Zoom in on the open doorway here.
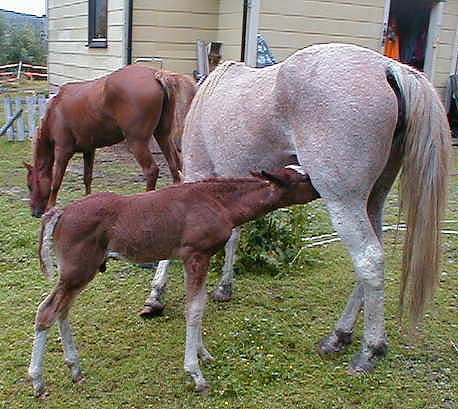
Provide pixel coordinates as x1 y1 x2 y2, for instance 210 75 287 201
384 0 434 71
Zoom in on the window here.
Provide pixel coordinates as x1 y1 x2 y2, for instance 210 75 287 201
88 0 107 48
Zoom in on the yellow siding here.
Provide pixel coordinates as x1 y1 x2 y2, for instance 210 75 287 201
259 0 386 62
434 1 458 99
216 0 243 61
131 1 219 74
48 0 125 87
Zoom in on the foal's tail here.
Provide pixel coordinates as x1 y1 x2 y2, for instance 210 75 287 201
387 63 451 327
39 207 64 282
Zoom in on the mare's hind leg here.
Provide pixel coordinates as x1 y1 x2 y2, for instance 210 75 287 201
323 200 388 372
83 150 95 195
153 132 183 184
319 151 402 356
140 260 171 317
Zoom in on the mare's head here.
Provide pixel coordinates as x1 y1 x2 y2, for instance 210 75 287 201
24 162 51 218
255 165 320 206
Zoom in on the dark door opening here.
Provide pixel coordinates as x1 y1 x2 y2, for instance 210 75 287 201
384 0 434 71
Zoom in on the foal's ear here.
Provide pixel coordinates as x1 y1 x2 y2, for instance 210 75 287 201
260 170 289 187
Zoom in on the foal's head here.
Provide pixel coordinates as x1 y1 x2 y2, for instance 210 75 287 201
24 162 51 218
256 166 320 206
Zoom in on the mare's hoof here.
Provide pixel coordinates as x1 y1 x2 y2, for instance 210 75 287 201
348 352 377 374
139 302 165 317
211 284 232 302
348 343 387 374
318 331 353 354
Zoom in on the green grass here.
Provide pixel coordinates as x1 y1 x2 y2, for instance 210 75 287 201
0 138 457 409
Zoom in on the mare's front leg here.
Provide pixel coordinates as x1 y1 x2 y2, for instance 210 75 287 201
183 252 213 392
47 149 72 209
323 200 387 373
83 150 95 195
211 227 241 301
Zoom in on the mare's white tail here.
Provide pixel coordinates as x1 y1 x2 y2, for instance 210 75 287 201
387 62 451 326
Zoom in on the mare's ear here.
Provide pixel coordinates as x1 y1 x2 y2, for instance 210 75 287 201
23 162 32 172
260 170 289 187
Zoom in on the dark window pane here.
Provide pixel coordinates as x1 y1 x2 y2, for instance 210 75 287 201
94 0 107 39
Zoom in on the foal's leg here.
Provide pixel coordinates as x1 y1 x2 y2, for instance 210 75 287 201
83 150 95 195
140 259 171 317
211 227 241 301
58 313 84 384
29 285 81 398
153 132 183 184
183 253 213 392
324 200 387 373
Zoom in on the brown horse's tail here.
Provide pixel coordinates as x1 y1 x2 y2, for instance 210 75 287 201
39 207 64 282
154 71 176 139
386 62 451 327
154 71 197 151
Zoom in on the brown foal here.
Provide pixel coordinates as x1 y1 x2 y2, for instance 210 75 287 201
29 166 319 397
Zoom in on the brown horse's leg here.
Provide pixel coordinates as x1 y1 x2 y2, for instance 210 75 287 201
47 150 72 210
126 138 159 190
154 132 182 184
83 150 95 195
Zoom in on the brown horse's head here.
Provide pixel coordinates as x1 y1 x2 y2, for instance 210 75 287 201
24 162 51 218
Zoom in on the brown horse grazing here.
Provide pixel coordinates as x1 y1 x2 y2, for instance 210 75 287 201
25 64 197 217
28 166 319 397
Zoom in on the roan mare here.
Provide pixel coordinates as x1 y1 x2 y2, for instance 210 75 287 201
25 64 197 217
29 166 319 396
142 44 451 373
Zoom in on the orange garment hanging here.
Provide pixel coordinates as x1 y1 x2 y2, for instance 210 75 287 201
385 19 400 61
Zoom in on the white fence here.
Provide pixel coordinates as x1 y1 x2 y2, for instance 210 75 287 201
1 93 48 141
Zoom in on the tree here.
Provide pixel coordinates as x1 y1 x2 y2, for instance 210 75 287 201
3 26 46 66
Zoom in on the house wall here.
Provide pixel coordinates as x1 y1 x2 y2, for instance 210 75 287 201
258 0 386 63
47 0 125 87
216 0 243 61
434 1 458 99
131 0 219 74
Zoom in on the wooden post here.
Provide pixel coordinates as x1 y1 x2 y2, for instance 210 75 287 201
27 95 37 140
244 0 261 68
38 95 47 119
3 95 14 141
196 40 209 79
17 61 23 80
15 94 25 141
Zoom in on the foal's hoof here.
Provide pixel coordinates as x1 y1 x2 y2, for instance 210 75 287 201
318 331 353 355
33 385 48 399
139 301 165 317
211 284 232 302
195 381 210 395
